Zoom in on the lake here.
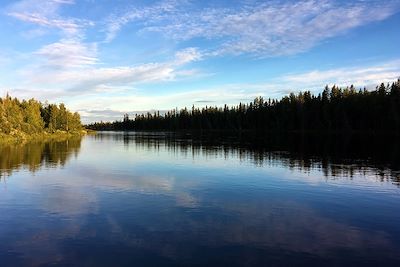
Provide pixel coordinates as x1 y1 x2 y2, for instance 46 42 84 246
1 132 400 266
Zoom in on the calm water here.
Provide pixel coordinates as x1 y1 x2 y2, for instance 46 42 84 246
1 132 400 266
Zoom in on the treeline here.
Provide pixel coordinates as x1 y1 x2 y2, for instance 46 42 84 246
0 94 83 137
87 80 400 133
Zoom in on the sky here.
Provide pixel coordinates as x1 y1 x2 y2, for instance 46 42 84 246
0 0 400 123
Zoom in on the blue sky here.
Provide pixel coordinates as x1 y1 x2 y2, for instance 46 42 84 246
0 0 400 123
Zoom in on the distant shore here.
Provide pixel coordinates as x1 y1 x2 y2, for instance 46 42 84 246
87 81 400 133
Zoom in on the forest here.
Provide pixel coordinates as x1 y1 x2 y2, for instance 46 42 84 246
0 94 83 139
87 80 400 133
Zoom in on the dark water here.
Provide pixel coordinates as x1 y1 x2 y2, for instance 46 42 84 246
0 132 400 266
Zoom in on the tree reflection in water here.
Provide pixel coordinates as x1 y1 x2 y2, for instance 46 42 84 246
95 131 400 185
2 132 399 185
0 137 82 178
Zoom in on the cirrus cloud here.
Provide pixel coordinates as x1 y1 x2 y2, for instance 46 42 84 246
106 0 400 57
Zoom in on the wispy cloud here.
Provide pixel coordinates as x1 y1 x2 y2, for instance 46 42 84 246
5 57 399 123
8 12 83 36
7 0 92 37
19 47 202 96
105 0 399 57
104 0 184 42
174 47 202 65
2 0 399 123
63 59 400 122
283 60 400 89
35 39 98 68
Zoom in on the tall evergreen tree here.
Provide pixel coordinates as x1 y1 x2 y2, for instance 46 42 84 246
87 80 400 134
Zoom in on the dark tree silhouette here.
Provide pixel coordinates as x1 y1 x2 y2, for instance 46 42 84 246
87 80 400 133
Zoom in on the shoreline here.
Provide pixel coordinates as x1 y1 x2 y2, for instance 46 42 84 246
0 130 94 144
89 129 400 136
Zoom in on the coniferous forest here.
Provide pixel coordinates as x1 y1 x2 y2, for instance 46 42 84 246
0 94 83 139
87 80 400 133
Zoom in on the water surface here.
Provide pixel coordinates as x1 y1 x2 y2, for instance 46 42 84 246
1 132 400 266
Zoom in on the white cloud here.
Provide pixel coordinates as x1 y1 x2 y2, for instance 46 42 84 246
173 47 202 65
283 60 400 89
8 12 83 36
35 39 98 68
18 46 202 98
106 0 400 57
55 64 176 88
3 0 400 124
8 0 74 16
7 0 91 37
61 59 400 122
52 0 75 3
104 0 184 42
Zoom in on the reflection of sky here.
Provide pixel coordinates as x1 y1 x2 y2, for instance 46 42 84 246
0 134 400 266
